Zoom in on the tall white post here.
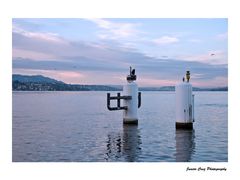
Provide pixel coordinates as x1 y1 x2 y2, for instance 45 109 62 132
123 81 138 124
176 71 194 129
107 67 141 124
123 67 139 124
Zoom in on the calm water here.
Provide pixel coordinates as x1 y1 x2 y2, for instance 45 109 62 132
12 91 228 162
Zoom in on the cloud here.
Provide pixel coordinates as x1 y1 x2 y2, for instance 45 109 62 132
13 27 140 64
12 21 227 87
13 56 126 73
13 68 86 84
13 24 67 44
12 31 72 60
216 32 228 40
13 54 228 87
153 36 179 45
13 48 57 60
13 31 109 62
87 18 140 40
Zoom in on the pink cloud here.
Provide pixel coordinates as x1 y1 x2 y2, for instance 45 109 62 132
55 71 86 84
13 25 67 44
13 48 57 60
13 69 86 84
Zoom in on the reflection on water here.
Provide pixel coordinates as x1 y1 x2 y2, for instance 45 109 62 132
175 129 195 162
123 125 142 162
105 125 141 162
105 133 122 161
13 91 227 162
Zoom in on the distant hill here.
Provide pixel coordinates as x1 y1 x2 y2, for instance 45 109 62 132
193 87 228 91
13 74 65 84
12 74 228 91
12 74 119 91
139 86 175 91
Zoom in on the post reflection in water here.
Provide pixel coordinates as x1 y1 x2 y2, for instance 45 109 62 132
122 125 142 162
175 129 195 162
105 125 141 162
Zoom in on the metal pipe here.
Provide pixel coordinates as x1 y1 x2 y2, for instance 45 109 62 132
117 93 120 108
192 94 195 122
107 92 131 111
138 92 141 108
108 96 131 100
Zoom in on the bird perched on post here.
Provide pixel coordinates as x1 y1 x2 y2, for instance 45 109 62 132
131 69 135 76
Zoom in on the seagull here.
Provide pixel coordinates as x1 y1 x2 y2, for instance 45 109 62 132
131 69 135 75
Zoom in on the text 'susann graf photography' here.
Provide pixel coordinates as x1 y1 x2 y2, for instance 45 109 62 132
12 18 227 162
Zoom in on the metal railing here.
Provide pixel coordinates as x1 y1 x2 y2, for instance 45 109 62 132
107 92 141 111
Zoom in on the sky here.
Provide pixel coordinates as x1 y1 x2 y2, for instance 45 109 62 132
12 18 228 87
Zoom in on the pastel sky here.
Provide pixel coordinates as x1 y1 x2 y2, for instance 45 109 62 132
12 18 228 87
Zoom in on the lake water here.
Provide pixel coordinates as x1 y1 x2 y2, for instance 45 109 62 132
12 91 227 162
